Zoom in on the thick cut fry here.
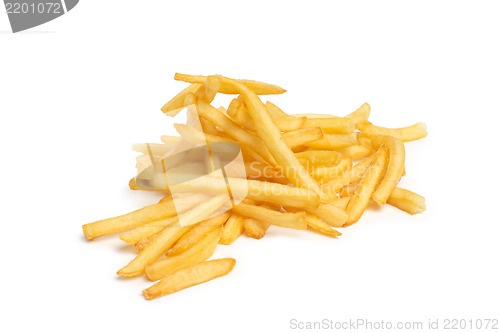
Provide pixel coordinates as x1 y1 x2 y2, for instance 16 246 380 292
171 176 320 208
295 150 342 167
117 195 228 276
302 118 355 134
283 127 324 149
336 145 373 160
167 212 230 256
143 258 236 300
304 202 349 228
305 134 358 149
218 77 324 198
175 73 286 95
196 100 277 166
220 214 245 245
387 187 426 215
233 202 307 230
83 198 179 240
345 146 389 225
357 120 427 142
244 218 270 239
371 135 405 205
306 214 342 237
145 227 221 281
161 84 201 116
345 103 371 124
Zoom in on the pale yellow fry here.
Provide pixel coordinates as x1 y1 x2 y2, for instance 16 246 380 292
357 120 427 142
345 146 389 225
219 77 324 199
167 212 230 256
265 101 288 118
135 225 192 251
193 76 220 104
345 103 371 124
172 172 320 209
302 118 355 134
387 187 426 215
233 202 307 230
337 145 373 160
117 195 227 277
120 215 178 244
329 197 350 210
305 202 349 228
161 83 201 116
196 100 277 166
306 214 342 237
283 127 324 149
244 161 287 184
145 227 221 281
243 218 270 239
295 150 342 167
143 258 236 300
311 157 352 183
322 156 373 194
220 214 245 245
371 135 405 205
200 117 219 135
175 73 286 95
83 198 178 240
305 134 358 149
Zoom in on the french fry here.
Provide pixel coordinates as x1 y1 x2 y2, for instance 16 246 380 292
244 218 270 239
117 195 228 276
283 127 324 149
175 73 286 95
357 120 427 142
339 183 357 198
295 150 342 167
371 135 405 205
145 227 221 281
345 146 389 225
387 187 426 215
306 214 342 237
265 101 288 118
161 83 201 116
304 202 349 228
322 156 373 194
345 103 371 124
337 145 373 160
329 197 350 210
143 258 236 300
305 134 358 149
83 198 179 240
220 214 245 245
167 212 230 256
233 202 307 230
311 157 352 183
302 118 355 134
193 76 220 104
120 216 178 245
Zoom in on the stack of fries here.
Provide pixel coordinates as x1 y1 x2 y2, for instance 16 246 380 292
83 73 427 300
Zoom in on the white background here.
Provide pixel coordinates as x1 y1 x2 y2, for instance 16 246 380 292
1 1 499 332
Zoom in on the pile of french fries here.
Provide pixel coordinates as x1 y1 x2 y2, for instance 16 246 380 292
83 73 427 300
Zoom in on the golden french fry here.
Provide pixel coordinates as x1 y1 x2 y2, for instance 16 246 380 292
306 214 342 237
305 134 358 149
304 202 349 228
371 135 405 205
161 84 201 116
175 73 286 95
193 76 220 104
283 127 324 149
117 195 228 276
311 157 352 183
345 103 371 124
322 156 373 195
329 197 350 210
357 120 427 142
244 218 270 239
233 202 307 230
345 146 388 225
302 118 355 134
167 212 230 256
339 183 357 198
219 77 325 198
83 198 179 240
265 101 288 118
387 187 426 215
143 258 236 300
145 227 221 281
295 150 342 167
336 145 373 160
220 214 245 245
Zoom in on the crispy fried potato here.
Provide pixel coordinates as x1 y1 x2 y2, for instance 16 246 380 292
302 118 355 134
295 150 342 167
243 218 270 239
283 127 324 149
145 227 221 281
387 187 426 215
220 214 245 245
143 258 236 300
345 146 388 225
304 202 349 228
306 214 342 237
311 157 352 183
345 103 371 124
336 145 373 160
233 202 307 230
161 84 200 116
305 134 358 149
357 120 427 142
